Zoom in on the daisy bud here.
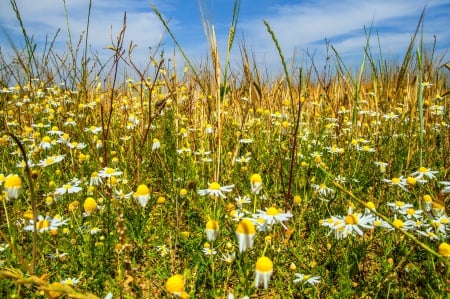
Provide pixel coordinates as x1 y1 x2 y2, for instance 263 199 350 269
250 174 262 194
134 184 150 207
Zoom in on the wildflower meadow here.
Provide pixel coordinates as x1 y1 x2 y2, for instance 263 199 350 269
0 1 449 298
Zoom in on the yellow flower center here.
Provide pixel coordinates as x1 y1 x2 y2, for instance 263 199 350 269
250 174 262 184
166 274 185 294
418 167 428 173
392 219 404 229
84 197 98 212
5 175 22 188
366 201 376 210
37 219 50 230
255 256 273 273
406 177 416 185
266 207 280 216
206 220 219 230
422 195 432 203
438 242 450 257
68 201 80 212
344 214 359 225
180 189 188 196
406 208 415 215
395 201 404 207
391 178 401 184
135 184 150 196
43 157 55 166
105 168 115 175
209 182 221 190
236 219 256 235
42 136 52 143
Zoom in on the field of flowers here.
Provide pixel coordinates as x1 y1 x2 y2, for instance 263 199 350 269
1 2 449 298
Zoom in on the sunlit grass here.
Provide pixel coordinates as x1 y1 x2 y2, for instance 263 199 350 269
0 1 449 298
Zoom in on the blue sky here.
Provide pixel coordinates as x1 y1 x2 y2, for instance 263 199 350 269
1 0 449 76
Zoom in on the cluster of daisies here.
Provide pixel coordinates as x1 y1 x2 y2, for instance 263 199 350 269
320 166 450 246
163 173 321 297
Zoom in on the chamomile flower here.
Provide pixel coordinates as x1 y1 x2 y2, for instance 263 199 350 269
387 201 414 214
152 138 160 150
325 145 344 154
293 273 321 285
61 277 80 285
235 156 251 164
98 167 123 178
320 207 374 239
421 194 433 212
66 141 87 149
382 218 416 231
416 227 439 240
333 175 347 184
253 207 293 229
431 200 446 218
89 172 102 186
205 220 219 241
356 145 376 153
254 256 273 289
198 182 234 198
202 246 217 256
15 159 35 168
250 174 263 194
438 242 450 258
311 183 335 197
236 219 256 253
114 189 133 200
39 136 54 149
23 215 68 233
205 124 214 134
166 274 186 297
410 167 438 180
37 154 65 167
84 126 102 134
235 195 251 208
439 181 450 194
4 174 22 200
156 245 170 257
383 176 408 191
221 252 236 264
399 207 423 220
83 197 98 215
374 161 388 173
133 184 151 207
54 180 83 195
382 112 398 120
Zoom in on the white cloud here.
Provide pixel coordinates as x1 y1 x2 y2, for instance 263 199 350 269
1 0 448 78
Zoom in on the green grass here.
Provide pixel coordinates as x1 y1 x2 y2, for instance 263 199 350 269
0 1 449 298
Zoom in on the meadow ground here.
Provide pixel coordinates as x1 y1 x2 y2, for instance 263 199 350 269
0 2 450 299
